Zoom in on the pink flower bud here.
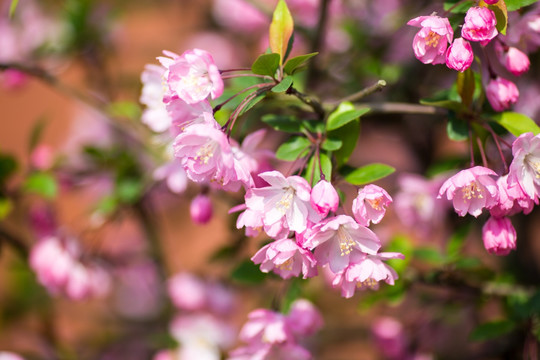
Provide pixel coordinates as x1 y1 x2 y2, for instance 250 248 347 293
483 0 499 3
190 194 213 224
501 47 530 76
30 144 54 170
462 7 498 44
482 216 517 256
407 16 453 65
310 180 339 217
486 77 519 112
445 38 474 72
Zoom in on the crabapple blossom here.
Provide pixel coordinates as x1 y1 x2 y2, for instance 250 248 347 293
352 184 392 227
152 158 188 194
158 49 224 104
407 15 453 65
490 175 535 217
251 238 317 279
231 129 274 188
30 144 54 170
495 43 530 76
507 132 540 201
438 166 499 217
462 7 498 44
168 272 208 311
0 352 25 360
286 299 324 337
167 97 217 135
331 252 404 298
482 216 517 255
310 180 339 217
243 171 320 237
228 342 312 360
239 309 292 345
303 215 381 273
445 38 474 72
140 64 171 133
190 194 213 224
483 0 499 3
372 317 407 360
486 77 519 112
212 0 268 34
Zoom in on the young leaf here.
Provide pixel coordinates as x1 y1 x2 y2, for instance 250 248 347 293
470 320 516 341
320 152 332 180
275 136 311 161
284 52 318 75
252 53 280 77
343 163 395 185
269 0 294 65
327 102 370 131
272 76 293 93
480 0 508 35
505 0 538 11
491 112 540 137
262 114 302 133
305 152 331 185
9 0 19 18
23 173 57 199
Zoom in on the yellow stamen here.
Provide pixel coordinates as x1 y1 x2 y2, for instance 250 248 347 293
425 31 441 47
461 181 484 200
337 226 356 256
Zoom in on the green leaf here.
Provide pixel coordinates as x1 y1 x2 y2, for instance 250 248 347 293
23 173 57 199
457 68 475 108
491 112 540 137
269 0 294 65
251 53 280 77
327 102 369 131
420 99 465 113
107 101 142 121
343 163 395 185
271 76 293 93
116 179 143 204
321 137 342 151
304 152 331 185
447 112 469 141
9 0 19 18
0 154 18 184
0 198 13 220
480 0 508 35
96 195 118 215
239 94 265 117
413 247 446 265
505 0 538 11
231 259 268 284
281 278 304 313
443 0 475 13
470 320 516 341
262 114 302 133
446 223 471 260
320 152 332 181
275 136 311 161
284 52 318 75
329 120 359 167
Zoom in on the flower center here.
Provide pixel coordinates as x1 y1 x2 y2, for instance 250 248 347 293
525 155 540 179
357 278 379 290
425 31 441 47
462 181 484 200
366 197 383 210
195 142 216 165
337 226 356 256
277 258 293 272
276 187 295 214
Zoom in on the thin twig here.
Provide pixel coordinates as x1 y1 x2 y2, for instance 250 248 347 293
286 86 325 119
477 136 488 168
214 82 274 113
331 80 387 105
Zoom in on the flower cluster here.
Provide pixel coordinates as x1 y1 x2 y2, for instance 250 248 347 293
240 173 403 298
228 299 323 360
408 4 531 112
438 133 540 255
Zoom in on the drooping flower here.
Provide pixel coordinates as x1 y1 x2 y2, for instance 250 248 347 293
482 216 517 255
330 252 404 298
251 238 317 279
243 171 320 237
490 175 535 217
190 194 213 224
303 215 381 273
407 15 453 65
495 43 530 76
438 166 499 217
158 49 224 104
507 132 540 201
462 7 498 44
486 77 519 112
445 37 474 72
310 180 339 217
352 184 392 227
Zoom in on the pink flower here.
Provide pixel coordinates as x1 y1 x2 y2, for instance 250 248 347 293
445 37 474 72
372 317 407 360
486 77 519 112
483 0 499 3
352 185 392 227
231 129 274 188
159 49 224 104
0 352 25 360
495 43 530 76
331 252 404 298
310 180 339 217
168 272 207 311
303 215 381 273
508 132 540 201
190 194 213 224
482 216 517 255
140 64 171 133
286 299 323 337
173 123 237 188
228 343 312 360
30 144 54 170
407 15 453 65
251 238 317 279
167 97 216 136
490 175 535 217
438 166 499 217
239 309 292 345
462 7 498 44
152 158 188 194
243 171 320 237
212 0 268 34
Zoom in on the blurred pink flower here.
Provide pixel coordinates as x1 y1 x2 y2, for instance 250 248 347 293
407 15 453 65
462 7 498 44
30 144 54 171
352 184 392 227
140 64 171 133
190 194 213 224
152 158 188 194
286 299 323 337
0 352 25 360
486 77 519 112
372 317 407 360
167 98 216 136
495 44 530 76
239 309 291 345
445 38 474 72
438 166 499 217
508 132 540 201
482 216 517 255
212 0 268 34
168 272 207 312
251 238 317 279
